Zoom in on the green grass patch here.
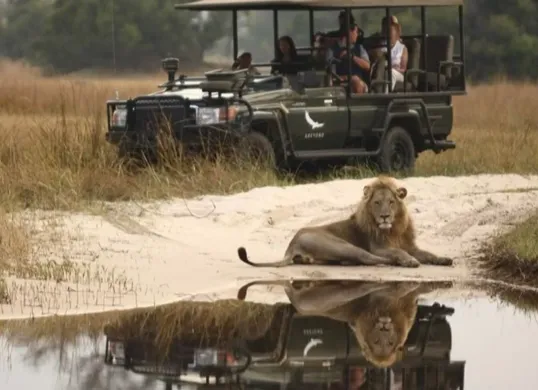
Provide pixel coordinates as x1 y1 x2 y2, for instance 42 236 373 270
479 213 538 286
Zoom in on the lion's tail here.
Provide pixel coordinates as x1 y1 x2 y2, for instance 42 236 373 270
237 247 291 268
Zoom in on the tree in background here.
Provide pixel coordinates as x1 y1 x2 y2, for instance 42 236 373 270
0 0 537 81
0 0 230 73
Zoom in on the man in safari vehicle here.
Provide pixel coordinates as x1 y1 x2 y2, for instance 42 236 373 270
326 23 370 94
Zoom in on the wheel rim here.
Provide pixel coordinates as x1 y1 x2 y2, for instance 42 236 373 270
390 139 410 171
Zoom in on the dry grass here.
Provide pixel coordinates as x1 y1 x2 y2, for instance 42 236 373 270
0 60 536 212
479 213 538 287
0 298 284 367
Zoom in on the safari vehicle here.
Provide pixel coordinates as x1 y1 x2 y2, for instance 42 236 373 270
103 285 464 389
105 0 466 173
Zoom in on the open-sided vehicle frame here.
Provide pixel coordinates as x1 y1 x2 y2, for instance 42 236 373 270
105 0 466 173
103 299 464 389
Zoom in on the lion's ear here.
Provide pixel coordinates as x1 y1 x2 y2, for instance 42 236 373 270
363 185 372 198
396 187 407 199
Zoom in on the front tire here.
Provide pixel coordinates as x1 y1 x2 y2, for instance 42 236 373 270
238 131 277 170
375 126 416 174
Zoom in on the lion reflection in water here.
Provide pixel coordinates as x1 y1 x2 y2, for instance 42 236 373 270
237 279 451 368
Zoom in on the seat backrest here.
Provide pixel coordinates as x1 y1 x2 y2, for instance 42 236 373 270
296 53 315 72
369 56 387 94
425 35 454 77
285 74 302 92
298 70 327 89
402 37 422 87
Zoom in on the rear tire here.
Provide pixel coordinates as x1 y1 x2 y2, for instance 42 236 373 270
375 126 416 174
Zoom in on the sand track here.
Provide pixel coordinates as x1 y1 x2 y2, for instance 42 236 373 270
2 173 538 319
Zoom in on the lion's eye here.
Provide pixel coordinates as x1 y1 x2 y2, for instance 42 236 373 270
389 200 395 205
374 201 380 206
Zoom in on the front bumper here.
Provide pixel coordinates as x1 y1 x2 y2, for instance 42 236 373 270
106 123 244 148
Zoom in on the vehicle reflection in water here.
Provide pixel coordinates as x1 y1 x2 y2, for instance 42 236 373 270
0 279 538 389
228 280 460 389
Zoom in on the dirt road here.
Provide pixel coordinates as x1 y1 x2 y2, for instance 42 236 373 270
2 173 538 319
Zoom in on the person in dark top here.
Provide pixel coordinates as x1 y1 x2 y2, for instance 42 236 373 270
270 35 299 75
326 11 364 46
231 52 261 75
326 24 370 94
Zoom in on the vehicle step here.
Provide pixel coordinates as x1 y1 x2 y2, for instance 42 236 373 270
424 139 456 149
294 149 372 159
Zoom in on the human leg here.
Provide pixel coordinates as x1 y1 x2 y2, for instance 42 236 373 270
350 75 368 94
391 68 404 91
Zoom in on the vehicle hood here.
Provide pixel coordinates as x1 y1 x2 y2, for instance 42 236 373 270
153 86 297 107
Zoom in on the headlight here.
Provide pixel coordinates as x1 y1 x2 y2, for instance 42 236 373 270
196 105 238 125
111 108 127 127
107 341 125 364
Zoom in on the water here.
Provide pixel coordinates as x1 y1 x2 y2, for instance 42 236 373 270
1 279 538 390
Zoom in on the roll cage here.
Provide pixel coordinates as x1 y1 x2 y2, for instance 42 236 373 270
175 0 466 97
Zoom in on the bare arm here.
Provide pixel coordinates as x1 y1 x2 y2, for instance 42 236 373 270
352 56 370 71
394 45 408 73
353 45 371 71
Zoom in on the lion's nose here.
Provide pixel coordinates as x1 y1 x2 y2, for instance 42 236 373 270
380 323 393 331
380 214 390 220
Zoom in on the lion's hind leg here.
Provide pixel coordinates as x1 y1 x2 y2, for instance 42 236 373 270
292 230 392 266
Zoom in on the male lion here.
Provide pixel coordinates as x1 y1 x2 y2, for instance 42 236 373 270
237 279 453 368
237 175 452 268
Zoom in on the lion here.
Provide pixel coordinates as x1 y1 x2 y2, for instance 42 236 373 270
237 279 453 368
237 175 452 268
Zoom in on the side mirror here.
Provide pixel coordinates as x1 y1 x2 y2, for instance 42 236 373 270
161 57 180 83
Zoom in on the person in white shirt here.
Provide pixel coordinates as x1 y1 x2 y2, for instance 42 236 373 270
380 17 408 92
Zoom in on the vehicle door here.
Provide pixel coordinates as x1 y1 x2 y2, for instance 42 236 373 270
285 87 349 153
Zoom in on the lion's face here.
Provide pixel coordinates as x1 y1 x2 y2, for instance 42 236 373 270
363 316 401 358
352 310 411 367
364 185 407 231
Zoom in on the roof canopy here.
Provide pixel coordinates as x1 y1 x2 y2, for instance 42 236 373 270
175 0 464 11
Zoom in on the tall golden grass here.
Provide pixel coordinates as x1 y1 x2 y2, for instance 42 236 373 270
0 59 536 211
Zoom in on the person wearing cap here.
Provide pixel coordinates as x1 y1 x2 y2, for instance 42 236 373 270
326 23 370 94
381 15 402 39
326 11 364 45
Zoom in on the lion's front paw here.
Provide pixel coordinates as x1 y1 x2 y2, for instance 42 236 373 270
435 257 453 266
399 257 421 268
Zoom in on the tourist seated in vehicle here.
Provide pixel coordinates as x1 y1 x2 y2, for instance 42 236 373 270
231 52 261 75
366 15 402 61
326 24 370 94
325 11 364 46
270 35 300 76
380 19 408 92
